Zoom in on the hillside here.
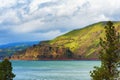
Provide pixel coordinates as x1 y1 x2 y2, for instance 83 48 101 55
0 41 39 59
48 21 120 59
11 21 120 60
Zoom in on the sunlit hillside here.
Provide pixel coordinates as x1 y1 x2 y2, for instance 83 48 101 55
12 21 120 60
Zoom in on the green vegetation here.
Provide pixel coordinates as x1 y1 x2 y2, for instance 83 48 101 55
11 21 120 60
90 21 120 80
0 59 15 80
48 21 120 59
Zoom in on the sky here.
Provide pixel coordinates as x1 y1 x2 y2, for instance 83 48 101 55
0 0 120 44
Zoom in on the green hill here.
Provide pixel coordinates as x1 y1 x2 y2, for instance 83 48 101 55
11 21 120 60
48 21 120 59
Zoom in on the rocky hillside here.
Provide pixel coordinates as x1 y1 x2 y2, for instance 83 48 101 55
11 41 73 60
11 21 120 60
0 41 39 59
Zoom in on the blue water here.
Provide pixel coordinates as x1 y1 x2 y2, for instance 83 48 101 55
12 61 100 80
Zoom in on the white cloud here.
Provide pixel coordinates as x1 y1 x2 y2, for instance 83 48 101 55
1 0 120 43
17 0 27 4
0 0 16 8
12 19 45 33
29 0 52 13
1 9 20 23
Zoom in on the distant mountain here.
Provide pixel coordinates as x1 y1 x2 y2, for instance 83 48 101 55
0 41 39 58
11 21 120 60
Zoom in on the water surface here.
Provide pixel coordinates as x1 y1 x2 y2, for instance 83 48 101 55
12 61 100 80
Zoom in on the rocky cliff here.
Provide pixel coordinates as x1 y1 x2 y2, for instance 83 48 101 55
11 21 120 60
11 41 74 60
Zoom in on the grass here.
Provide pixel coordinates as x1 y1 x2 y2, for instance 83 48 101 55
48 21 120 58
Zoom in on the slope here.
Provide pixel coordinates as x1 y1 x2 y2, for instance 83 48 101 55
0 41 39 59
11 21 120 60
48 21 120 59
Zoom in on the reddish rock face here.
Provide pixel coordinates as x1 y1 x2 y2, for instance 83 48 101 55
11 43 74 60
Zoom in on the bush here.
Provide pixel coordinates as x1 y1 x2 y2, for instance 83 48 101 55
0 59 15 80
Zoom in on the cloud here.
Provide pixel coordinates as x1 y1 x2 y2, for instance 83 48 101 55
0 0 120 44
12 19 45 33
29 0 53 13
0 0 16 8
0 9 20 24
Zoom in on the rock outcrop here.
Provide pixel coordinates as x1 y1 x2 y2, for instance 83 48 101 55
11 42 74 60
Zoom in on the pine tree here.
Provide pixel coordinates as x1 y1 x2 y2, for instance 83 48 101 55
90 21 120 80
0 59 15 80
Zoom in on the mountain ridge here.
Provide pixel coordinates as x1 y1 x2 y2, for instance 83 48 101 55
11 21 120 60
0 41 39 59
